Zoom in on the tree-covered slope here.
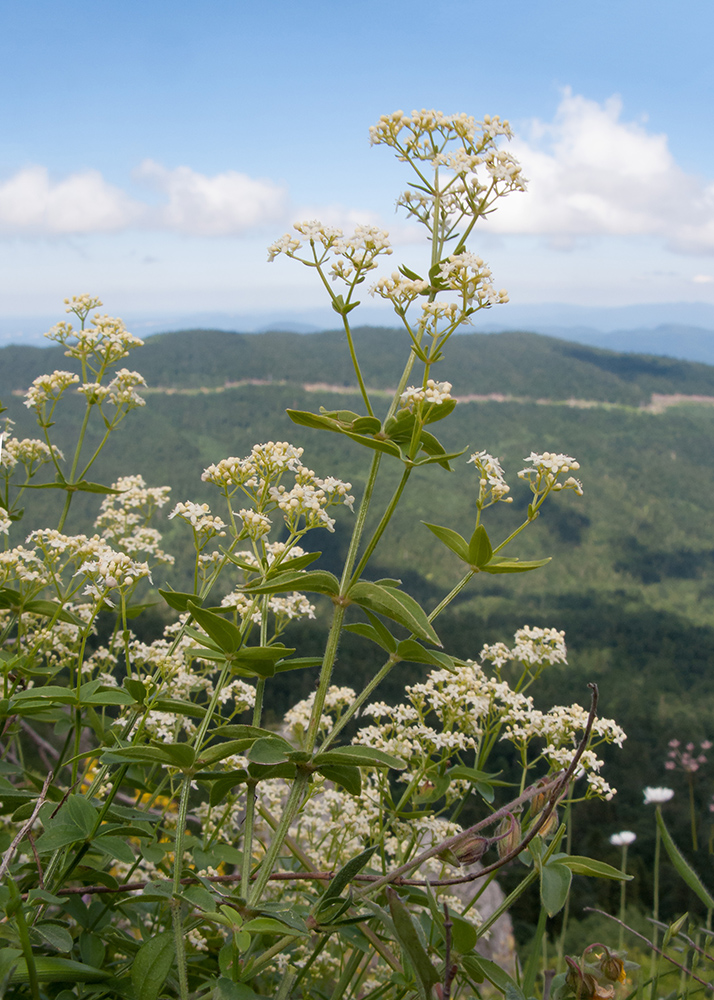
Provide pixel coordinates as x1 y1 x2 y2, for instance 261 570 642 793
4 326 714 405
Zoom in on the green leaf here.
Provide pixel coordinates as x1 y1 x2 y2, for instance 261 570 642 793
422 522 470 562
82 688 134 705
209 770 249 806
321 845 378 903
396 639 453 668
10 957 111 984
34 822 85 852
65 794 97 836
187 602 243 654
232 644 296 678
199 740 262 766
244 569 340 596
23 600 85 626
93 835 137 863
24 479 123 495
345 611 398 653
462 954 520 994
314 745 406 770
100 743 195 769
540 862 572 916
159 588 202 612
246 738 290 765
348 581 440 645
212 977 265 1000
317 764 362 795
35 921 73 952
265 550 321 574
560 856 634 881
274 655 322 672
386 888 441 999
399 264 423 281
481 556 552 574
656 809 714 908
242 916 306 935
450 914 479 954
215 724 282 740
468 525 493 567
423 397 457 424
131 932 175 1000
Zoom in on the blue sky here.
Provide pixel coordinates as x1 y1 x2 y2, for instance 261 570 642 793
2 0 714 338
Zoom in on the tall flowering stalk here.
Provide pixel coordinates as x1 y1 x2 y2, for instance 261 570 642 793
0 110 633 1000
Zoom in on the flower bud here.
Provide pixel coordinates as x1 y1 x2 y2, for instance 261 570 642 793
452 835 489 866
536 809 558 839
531 776 553 814
599 952 626 984
495 815 522 859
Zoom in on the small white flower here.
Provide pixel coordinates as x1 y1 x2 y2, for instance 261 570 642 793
609 831 636 847
643 786 674 804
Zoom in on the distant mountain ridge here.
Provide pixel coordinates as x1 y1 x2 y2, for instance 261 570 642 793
2 301 714 365
3 326 714 409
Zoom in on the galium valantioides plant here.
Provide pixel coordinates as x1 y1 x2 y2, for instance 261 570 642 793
0 110 636 1000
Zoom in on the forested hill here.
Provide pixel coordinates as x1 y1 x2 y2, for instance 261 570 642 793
3 324 714 859
3 326 714 406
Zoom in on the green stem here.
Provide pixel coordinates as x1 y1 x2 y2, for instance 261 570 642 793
329 946 364 1000
650 811 662 997
619 844 629 952
688 775 698 851
477 868 539 940
524 903 548 996
241 783 257 898
248 772 308 905
349 467 411 587
10 878 40 1000
304 604 346 751
57 403 93 531
172 900 190 1000
172 774 193 1000
318 657 396 753
341 314 374 416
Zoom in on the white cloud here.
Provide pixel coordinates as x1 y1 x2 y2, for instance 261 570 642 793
0 162 289 237
491 90 714 255
0 166 143 234
134 160 288 236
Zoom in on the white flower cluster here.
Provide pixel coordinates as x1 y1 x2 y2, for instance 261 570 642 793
268 221 392 282
221 589 315 628
399 379 453 411
369 109 513 160
95 476 173 564
24 370 80 410
169 501 227 539
202 441 305 490
0 435 63 474
0 511 10 536
437 253 509 307
47 311 144 367
481 626 568 670
78 547 151 603
203 442 353 537
518 452 583 497
371 272 430 310
64 293 103 317
268 475 354 534
643 786 674 805
610 831 636 847
284 686 357 743
238 508 272 539
467 450 512 507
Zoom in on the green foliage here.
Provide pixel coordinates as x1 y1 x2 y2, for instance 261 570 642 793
1 112 712 1000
